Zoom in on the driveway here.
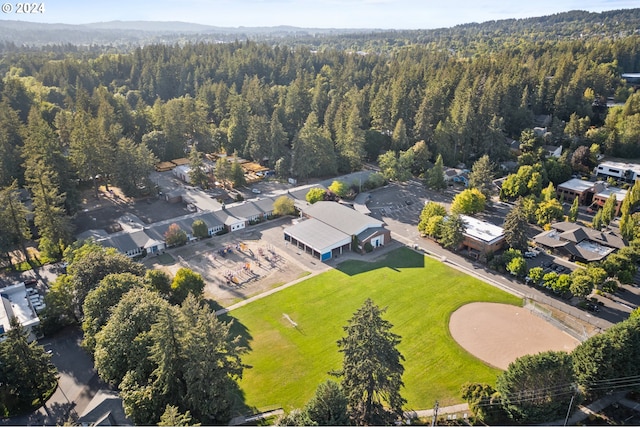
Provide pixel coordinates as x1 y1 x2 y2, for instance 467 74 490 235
1 327 108 426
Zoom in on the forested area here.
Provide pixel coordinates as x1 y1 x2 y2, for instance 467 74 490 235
1 10 640 263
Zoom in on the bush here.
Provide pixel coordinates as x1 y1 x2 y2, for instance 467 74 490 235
364 242 373 253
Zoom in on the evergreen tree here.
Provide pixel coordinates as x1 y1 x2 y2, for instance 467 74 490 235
503 199 529 252
439 214 466 251
269 110 289 167
114 137 157 196
425 154 447 191
159 405 199 427
0 317 58 413
0 181 32 266
0 101 24 188
391 118 408 151
335 299 405 425
468 155 495 200
230 160 246 188
188 148 209 189
25 162 73 260
82 273 146 352
336 104 366 173
292 112 336 180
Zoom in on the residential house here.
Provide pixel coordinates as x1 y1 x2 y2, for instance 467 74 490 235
543 145 563 158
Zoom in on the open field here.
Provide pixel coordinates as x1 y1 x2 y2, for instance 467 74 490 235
225 247 522 412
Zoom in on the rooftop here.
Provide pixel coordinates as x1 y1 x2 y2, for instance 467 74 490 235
597 160 640 174
0 283 40 340
594 187 628 201
284 218 351 254
558 178 600 193
460 215 504 244
303 201 384 236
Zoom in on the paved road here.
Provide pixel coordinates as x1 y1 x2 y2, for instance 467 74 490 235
1 327 108 426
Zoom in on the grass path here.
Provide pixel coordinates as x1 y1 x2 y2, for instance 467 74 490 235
224 247 521 411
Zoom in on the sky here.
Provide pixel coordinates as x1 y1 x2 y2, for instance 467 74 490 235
1 0 638 29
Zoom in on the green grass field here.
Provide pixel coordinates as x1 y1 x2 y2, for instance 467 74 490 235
226 247 521 412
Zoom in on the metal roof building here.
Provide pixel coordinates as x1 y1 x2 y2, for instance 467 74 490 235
285 201 389 261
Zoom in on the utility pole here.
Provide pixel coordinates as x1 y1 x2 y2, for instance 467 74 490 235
563 385 577 426
431 400 439 427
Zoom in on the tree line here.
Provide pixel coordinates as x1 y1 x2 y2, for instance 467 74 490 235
1 29 639 263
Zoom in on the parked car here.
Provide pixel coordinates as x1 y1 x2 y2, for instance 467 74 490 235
524 251 538 258
252 188 261 194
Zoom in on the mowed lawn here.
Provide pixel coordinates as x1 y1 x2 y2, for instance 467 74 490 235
226 247 521 412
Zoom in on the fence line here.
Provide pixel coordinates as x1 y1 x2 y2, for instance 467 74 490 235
524 298 593 342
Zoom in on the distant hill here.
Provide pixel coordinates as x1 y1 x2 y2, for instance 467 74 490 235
82 20 219 33
0 8 638 50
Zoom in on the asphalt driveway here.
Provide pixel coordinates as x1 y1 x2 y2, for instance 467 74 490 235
1 327 108 426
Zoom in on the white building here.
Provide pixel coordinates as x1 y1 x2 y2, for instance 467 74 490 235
0 282 42 342
595 161 640 182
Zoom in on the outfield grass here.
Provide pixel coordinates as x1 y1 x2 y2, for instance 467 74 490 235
227 247 521 412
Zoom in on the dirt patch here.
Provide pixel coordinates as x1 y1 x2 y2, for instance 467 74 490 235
144 233 307 308
73 187 192 236
449 302 580 370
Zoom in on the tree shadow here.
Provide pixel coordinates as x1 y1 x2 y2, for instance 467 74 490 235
218 312 253 354
336 247 425 276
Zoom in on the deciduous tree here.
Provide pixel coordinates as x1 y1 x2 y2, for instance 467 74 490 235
451 188 486 215
165 223 188 247
170 268 205 304
305 380 349 426
496 351 575 423
306 188 326 204
191 219 208 239
273 195 295 216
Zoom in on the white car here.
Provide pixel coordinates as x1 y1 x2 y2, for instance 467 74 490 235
252 188 261 194
524 251 538 258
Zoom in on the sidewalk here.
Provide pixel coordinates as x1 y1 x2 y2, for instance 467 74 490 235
405 403 470 421
543 392 627 425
